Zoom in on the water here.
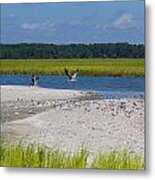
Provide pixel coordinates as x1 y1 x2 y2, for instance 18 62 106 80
0 74 144 98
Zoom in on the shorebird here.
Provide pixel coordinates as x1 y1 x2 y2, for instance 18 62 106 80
64 68 79 81
31 74 39 86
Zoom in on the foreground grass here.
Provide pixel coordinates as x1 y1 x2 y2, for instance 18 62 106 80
0 59 144 76
0 142 144 170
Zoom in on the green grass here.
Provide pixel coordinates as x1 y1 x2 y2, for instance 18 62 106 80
0 58 144 76
0 142 144 170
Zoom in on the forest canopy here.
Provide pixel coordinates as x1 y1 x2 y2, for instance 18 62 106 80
0 43 144 59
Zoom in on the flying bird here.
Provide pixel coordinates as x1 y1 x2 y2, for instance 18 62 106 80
64 68 79 81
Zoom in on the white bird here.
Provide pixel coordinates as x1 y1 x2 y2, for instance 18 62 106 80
64 68 79 81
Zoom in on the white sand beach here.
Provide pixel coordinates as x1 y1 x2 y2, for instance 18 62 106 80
1 85 144 156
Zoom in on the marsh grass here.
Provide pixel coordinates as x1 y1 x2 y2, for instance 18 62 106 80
92 150 144 170
0 142 144 170
0 59 144 76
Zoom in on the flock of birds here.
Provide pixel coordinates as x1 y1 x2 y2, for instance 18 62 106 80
31 68 79 86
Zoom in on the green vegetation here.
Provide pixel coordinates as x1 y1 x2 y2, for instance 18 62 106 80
0 43 144 59
92 150 144 170
0 59 144 76
0 142 144 170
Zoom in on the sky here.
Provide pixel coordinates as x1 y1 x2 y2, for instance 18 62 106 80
1 1 144 44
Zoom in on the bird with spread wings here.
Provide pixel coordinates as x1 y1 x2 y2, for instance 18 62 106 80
64 68 79 81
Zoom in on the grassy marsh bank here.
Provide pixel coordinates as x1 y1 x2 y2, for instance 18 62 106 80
0 142 144 169
0 59 144 76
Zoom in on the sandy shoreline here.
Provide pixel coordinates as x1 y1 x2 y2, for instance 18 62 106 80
1 85 100 123
1 85 144 156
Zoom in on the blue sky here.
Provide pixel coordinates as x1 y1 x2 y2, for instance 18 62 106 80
1 1 144 44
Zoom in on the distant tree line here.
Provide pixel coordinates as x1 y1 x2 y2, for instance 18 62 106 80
0 43 144 59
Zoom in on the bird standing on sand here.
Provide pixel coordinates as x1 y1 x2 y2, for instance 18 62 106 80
64 68 79 81
31 74 39 86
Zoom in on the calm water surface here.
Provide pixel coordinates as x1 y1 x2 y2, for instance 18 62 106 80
0 74 144 98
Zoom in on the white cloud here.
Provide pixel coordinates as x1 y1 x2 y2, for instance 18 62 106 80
48 23 55 28
113 13 135 29
9 14 15 18
21 22 55 31
70 20 81 26
21 23 40 30
95 13 135 32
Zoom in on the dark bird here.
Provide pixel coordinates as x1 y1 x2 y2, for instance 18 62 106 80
31 74 39 86
64 68 79 81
